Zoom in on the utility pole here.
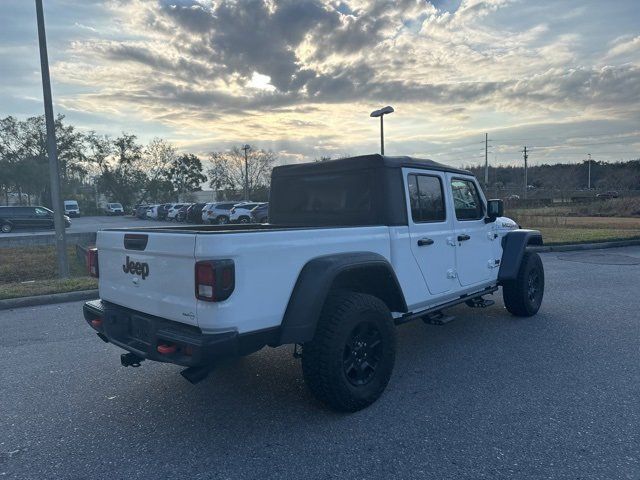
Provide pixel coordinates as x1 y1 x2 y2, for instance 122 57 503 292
484 133 489 190
35 0 69 278
587 153 592 190
523 146 528 200
242 144 250 201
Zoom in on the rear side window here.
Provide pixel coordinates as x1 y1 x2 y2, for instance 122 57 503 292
407 174 445 223
270 170 375 226
451 179 484 220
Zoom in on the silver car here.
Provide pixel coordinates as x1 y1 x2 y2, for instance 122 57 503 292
202 201 250 225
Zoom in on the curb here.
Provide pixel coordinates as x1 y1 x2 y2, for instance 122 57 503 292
529 238 640 253
0 289 99 311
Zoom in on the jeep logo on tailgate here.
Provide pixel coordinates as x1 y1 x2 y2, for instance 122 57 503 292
122 256 149 280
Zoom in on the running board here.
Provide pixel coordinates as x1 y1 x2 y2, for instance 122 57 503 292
395 286 499 326
422 311 455 325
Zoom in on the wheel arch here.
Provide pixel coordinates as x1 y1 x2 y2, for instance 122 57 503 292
278 252 407 345
498 229 543 283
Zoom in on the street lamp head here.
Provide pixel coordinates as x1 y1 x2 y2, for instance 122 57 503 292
242 144 251 151
370 106 394 118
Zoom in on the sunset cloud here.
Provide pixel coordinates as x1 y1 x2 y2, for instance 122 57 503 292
1 0 638 165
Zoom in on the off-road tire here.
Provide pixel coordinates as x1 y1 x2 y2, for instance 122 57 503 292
302 292 396 412
503 251 544 317
1 223 12 233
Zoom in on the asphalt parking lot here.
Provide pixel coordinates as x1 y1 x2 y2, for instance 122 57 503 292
1 215 199 238
1 247 639 479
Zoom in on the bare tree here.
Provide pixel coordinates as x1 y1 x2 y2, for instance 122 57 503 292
207 146 276 198
143 138 177 183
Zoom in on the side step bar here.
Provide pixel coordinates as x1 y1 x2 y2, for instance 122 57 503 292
395 286 499 326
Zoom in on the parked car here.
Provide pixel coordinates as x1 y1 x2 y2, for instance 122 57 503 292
250 203 269 223
1 206 71 233
176 204 192 222
83 153 545 412
166 204 186 221
186 203 207 224
202 201 245 225
157 203 172 221
131 204 144 216
104 203 124 215
147 205 164 220
596 191 619 199
230 202 264 223
135 205 149 219
64 200 80 217
505 194 520 201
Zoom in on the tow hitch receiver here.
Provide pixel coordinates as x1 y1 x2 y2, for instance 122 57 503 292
121 352 144 368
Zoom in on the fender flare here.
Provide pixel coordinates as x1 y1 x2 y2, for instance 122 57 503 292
498 229 543 283
278 252 407 345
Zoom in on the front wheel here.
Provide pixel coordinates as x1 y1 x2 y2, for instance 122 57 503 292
238 216 250 224
1 223 12 233
503 251 544 317
302 292 396 412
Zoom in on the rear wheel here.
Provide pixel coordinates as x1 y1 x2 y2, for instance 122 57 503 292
1 223 12 233
302 292 396 412
503 251 544 316
216 215 229 225
239 216 250 224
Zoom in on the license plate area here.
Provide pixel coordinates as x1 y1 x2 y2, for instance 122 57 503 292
129 315 152 343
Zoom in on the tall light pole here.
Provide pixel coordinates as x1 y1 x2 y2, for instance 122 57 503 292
36 0 68 278
242 144 250 201
484 133 489 190
523 146 529 200
587 153 592 190
370 106 394 155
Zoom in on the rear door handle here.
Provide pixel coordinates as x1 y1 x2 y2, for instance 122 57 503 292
417 238 434 246
457 234 471 242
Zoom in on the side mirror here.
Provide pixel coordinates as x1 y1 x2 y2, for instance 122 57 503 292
485 199 504 223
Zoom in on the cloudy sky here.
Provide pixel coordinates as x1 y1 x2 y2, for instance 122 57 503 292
1 0 639 167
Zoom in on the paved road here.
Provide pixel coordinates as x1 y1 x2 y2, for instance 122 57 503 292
1 216 199 238
1 248 639 479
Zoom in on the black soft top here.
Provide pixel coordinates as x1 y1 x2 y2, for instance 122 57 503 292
272 154 470 177
269 154 473 227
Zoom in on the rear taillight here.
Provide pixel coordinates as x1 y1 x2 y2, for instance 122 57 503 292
87 248 99 277
195 260 235 302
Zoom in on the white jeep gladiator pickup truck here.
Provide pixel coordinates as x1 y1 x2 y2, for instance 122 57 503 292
83 154 544 412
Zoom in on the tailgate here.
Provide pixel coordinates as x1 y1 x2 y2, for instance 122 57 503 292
97 230 198 326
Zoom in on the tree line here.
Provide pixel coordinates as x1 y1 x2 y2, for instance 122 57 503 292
466 160 640 192
0 115 276 211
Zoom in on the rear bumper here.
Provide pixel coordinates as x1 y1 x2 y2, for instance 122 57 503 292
83 300 277 367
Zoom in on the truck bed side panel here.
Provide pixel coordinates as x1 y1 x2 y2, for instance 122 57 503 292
194 227 391 334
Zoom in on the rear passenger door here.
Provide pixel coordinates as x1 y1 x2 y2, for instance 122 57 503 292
448 176 495 286
15 207 36 228
404 169 458 295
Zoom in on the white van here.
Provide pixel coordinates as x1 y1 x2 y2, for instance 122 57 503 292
64 200 80 217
